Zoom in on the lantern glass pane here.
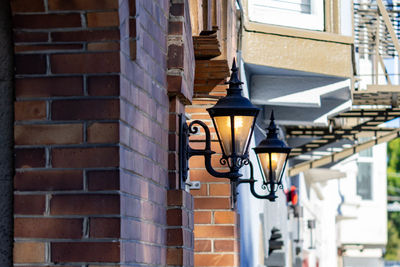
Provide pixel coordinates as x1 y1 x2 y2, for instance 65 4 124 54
214 115 255 156
257 152 288 183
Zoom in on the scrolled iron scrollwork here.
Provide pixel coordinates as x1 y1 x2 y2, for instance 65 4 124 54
220 157 228 166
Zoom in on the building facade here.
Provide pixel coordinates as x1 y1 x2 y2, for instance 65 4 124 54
0 0 398 266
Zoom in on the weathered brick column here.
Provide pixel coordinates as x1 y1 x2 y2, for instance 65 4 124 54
167 0 195 266
12 0 174 266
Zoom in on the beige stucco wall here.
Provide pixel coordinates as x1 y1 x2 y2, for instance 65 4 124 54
242 30 353 78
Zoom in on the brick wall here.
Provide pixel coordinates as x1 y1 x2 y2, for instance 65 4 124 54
12 0 122 265
12 0 182 265
167 0 195 266
188 85 240 267
10 0 239 265
119 0 172 265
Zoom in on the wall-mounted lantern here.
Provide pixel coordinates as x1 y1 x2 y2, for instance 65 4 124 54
179 59 260 184
179 59 291 202
247 112 292 201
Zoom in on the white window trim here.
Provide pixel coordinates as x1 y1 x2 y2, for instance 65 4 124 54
248 0 325 31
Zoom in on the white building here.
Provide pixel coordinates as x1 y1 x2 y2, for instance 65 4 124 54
237 0 398 266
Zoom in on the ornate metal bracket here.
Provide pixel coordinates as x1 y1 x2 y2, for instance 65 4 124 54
179 114 242 189
235 161 281 202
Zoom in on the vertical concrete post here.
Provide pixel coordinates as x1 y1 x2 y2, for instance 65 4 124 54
0 0 14 266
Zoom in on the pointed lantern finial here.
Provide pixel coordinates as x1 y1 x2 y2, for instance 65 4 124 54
267 111 278 139
226 58 243 91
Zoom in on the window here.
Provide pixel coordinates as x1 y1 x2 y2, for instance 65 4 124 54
248 0 325 31
356 137 374 200
358 137 373 157
356 162 373 200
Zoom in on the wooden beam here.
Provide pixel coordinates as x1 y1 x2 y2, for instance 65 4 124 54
365 85 400 92
378 53 392 85
376 0 400 57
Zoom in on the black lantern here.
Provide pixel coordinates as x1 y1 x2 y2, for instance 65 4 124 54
207 60 261 175
246 112 291 201
179 59 260 186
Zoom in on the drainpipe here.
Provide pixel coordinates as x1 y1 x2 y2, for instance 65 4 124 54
0 1 15 266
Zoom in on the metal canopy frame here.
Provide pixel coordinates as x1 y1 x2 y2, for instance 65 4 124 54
287 107 400 158
289 128 400 177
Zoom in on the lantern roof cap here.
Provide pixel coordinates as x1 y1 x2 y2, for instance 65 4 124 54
254 111 291 154
207 58 260 117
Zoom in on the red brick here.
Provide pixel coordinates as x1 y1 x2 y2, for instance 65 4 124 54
52 147 119 168
130 39 137 60
168 172 179 191
11 0 45 12
167 209 183 226
14 170 83 191
90 218 120 238
87 170 119 191
51 242 120 263
16 77 83 98
168 44 184 69
52 30 120 42
167 75 182 93
13 242 45 263
194 225 235 238
167 190 193 208
195 240 211 252
167 228 183 246
50 194 120 215
87 42 120 51
214 211 235 224
15 124 83 145
13 14 82 29
52 99 119 120
129 18 136 37
209 183 231 196
14 31 48 43
87 12 119 27
129 0 136 15
169 21 183 35
15 101 46 121
15 43 83 53
194 254 234 266
15 54 46 74
167 248 183 265
194 197 230 209
14 218 83 238
170 3 184 16
51 52 120 74
14 195 45 215
190 169 219 182
87 75 119 96
15 148 45 169
214 240 235 252
87 122 119 143
190 184 208 196
48 0 118 10
194 211 211 224
189 154 227 168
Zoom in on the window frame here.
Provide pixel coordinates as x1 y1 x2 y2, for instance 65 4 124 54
248 0 325 31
